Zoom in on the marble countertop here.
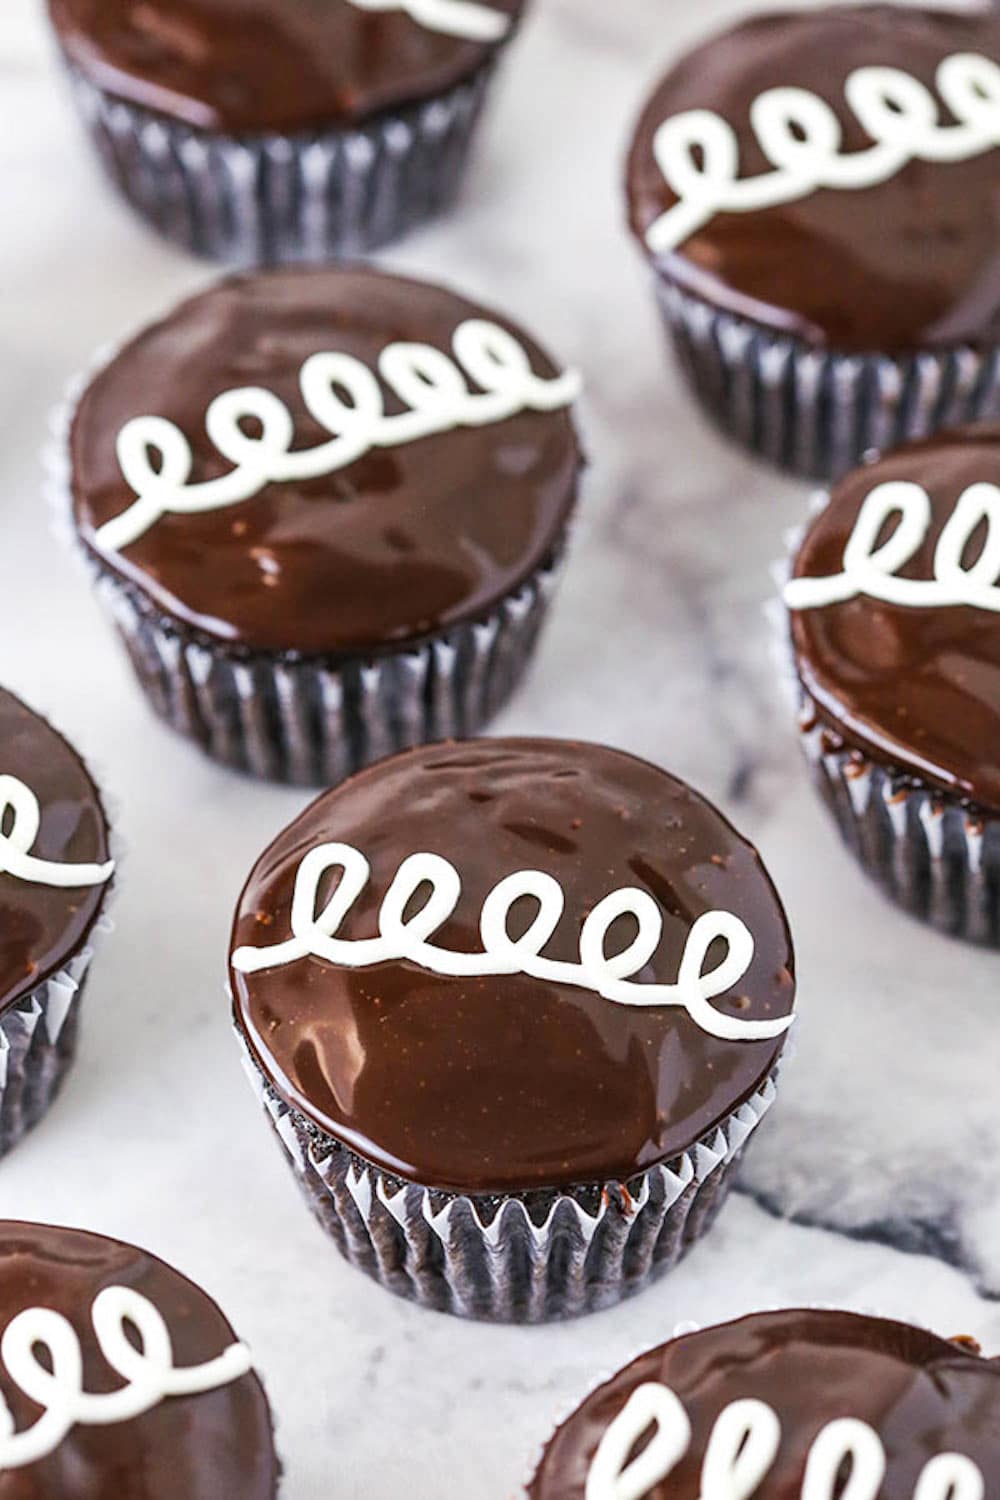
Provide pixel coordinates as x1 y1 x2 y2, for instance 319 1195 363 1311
2 1 999 1495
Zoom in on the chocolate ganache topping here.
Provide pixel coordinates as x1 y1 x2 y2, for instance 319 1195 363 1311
787 424 1000 814
527 1309 1000 1500
69 267 582 657
230 738 795 1195
626 6 1000 352
0 1222 278 1497
0 689 112 1017
46 0 525 133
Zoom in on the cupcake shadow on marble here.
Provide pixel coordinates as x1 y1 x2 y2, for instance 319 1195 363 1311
45 0 528 263
228 737 796 1322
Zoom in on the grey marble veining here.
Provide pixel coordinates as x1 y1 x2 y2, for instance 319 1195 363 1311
1 1 1000 1495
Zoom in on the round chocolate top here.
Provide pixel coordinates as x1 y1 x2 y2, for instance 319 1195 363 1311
0 1221 278 1497
790 423 1000 813
528 1309 1000 1500
626 6 1000 352
230 738 795 1196
46 0 523 132
0 689 112 1017
69 267 581 656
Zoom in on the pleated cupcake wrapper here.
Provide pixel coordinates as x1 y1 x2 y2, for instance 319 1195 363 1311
769 527 1000 945
44 336 568 788
237 1029 778 1323
655 277 1000 482
61 58 495 263
0 933 107 1160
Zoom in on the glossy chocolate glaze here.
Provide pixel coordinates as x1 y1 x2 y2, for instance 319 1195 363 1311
70 267 582 656
0 1222 278 1498
626 6 1000 352
230 738 795 1195
527 1309 1000 1499
791 424 1000 813
0 689 112 1016
46 0 524 132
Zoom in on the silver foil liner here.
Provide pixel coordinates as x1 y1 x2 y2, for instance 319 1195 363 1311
0 946 98 1159
770 527 1000 945
60 59 495 263
85 553 564 785
656 278 1000 482
237 1032 779 1323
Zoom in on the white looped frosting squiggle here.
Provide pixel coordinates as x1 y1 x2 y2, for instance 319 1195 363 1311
586 1383 986 1500
646 52 1000 254
98 319 581 553
230 843 792 1043
0 1285 252 1471
0 774 114 889
783 480 1000 613
343 0 510 41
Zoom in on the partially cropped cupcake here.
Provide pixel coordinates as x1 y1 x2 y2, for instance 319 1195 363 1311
0 1221 279 1493
626 6 1000 480
783 422 1000 943
526 1309 999 1498
230 737 796 1322
59 266 582 785
46 0 524 262
0 689 114 1158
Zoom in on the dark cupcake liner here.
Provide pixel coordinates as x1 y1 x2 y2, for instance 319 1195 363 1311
655 278 1000 482
0 955 95 1160
60 58 496 263
237 1033 778 1323
86 553 563 784
796 710 1000 945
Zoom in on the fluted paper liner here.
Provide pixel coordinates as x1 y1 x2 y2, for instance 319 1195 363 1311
237 1027 779 1324
656 279 1000 482
60 58 496 263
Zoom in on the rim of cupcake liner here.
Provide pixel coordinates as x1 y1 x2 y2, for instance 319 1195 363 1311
234 1022 779 1222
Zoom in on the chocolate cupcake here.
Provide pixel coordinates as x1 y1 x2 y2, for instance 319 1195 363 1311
0 689 114 1159
783 422 1000 943
46 0 524 262
0 1221 279 1493
57 266 582 785
626 6 1000 480
526 1309 999 1499
229 737 796 1322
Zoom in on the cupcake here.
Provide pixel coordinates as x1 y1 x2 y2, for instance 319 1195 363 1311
0 1220 279 1493
0 689 114 1159
59 266 583 785
526 1309 999 1498
626 6 1000 481
229 737 796 1323
783 422 1000 943
46 0 525 262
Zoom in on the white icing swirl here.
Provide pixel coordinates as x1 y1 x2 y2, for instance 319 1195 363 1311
0 775 114 889
645 52 1000 255
0 1286 252 1471
783 480 1000 613
586 1383 985 1500
230 843 793 1043
97 319 581 553
343 0 510 41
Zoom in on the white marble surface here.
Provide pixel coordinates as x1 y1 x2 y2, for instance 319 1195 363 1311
2 1 1000 1495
